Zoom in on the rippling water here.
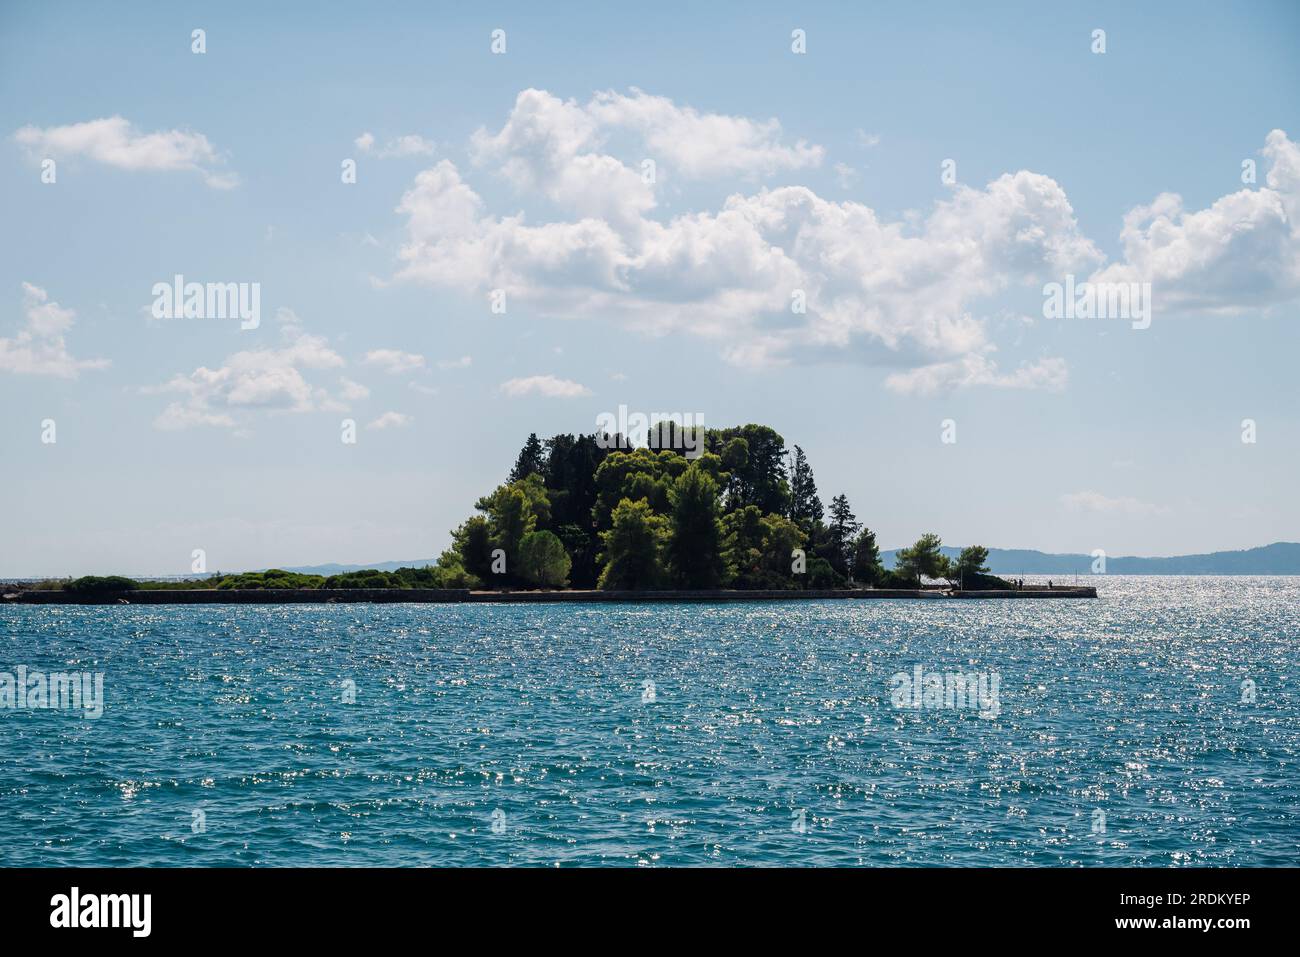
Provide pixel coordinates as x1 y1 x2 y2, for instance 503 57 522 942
1 576 1296 866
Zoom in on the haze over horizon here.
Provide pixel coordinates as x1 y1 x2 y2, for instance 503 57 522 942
3 1 1298 576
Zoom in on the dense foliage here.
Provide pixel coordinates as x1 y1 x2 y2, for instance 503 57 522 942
64 575 138 593
430 424 996 591
214 569 326 590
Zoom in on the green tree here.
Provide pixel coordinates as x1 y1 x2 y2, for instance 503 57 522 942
214 569 325 590
489 487 535 570
451 515 494 581
474 473 553 581
894 532 947 585
666 464 725 588
721 436 749 474
597 498 669 590
851 527 884 585
324 570 397 588
720 505 766 586
518 530 572 587
592 448 687 529
721 507 806 588
825 494 862 577
64 575 138 594
508 432 546 483
786 445 824 534
432 548 482 589
543 433 608 529
955 545 991 579
709 424 789 515
552 523 595 588
806 556 839 588
755 513 807 588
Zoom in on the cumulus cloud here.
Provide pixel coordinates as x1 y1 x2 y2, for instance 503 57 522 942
14 116 237 188
437 355 472 369
367 411 412 430
399 110 1101 381
1089 129 1300 312
499 374 592 398
585 88 825 179
0 283 109 378
395 92 1298 392
1060 490 1170 517
363 348 426 374
146 315 347 430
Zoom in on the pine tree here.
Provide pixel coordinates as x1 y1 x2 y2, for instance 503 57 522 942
598 499 669 590
508 433 546 483
851 527 884 585
666 465 725 588
826 494 861 576
787 445 824 533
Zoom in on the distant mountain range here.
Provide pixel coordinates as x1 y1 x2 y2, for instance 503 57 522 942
272 542 1300 577
878 542 1300 575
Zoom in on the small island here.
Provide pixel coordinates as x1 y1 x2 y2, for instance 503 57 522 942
3 424 1095 604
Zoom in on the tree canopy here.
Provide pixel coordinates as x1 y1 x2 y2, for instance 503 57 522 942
431 426 999 592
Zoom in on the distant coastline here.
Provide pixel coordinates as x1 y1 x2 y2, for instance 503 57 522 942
256 541 1300 580
4 542 1296 583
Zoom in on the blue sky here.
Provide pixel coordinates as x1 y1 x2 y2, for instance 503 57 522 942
2 0 1298 576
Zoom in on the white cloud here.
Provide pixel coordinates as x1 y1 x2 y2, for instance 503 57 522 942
436 355 472 369
379 134 436 158
470 90 654 227
14 116 236 188
356 131 435 158
339 377 370 401
499 374 592 398
834 162 858 188
146 315 345 430
363 349 426 374
153 404 237 431
586 88 825 178
367 411 412 430
1089 129 1300 312
1060 490 1170 517
465 88 822 227
885 355 1067 396
0 283 109 378
398 101 1101 385
856 130 881 149
396 95 1298 393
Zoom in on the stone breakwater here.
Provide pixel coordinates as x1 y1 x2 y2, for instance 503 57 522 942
3 586 1097 605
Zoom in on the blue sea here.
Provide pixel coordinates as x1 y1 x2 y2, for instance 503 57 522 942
1 576 1296 867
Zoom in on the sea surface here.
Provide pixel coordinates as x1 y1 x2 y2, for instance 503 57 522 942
1 576 1296 867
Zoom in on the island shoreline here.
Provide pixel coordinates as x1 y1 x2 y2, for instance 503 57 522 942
3 586 1098 605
